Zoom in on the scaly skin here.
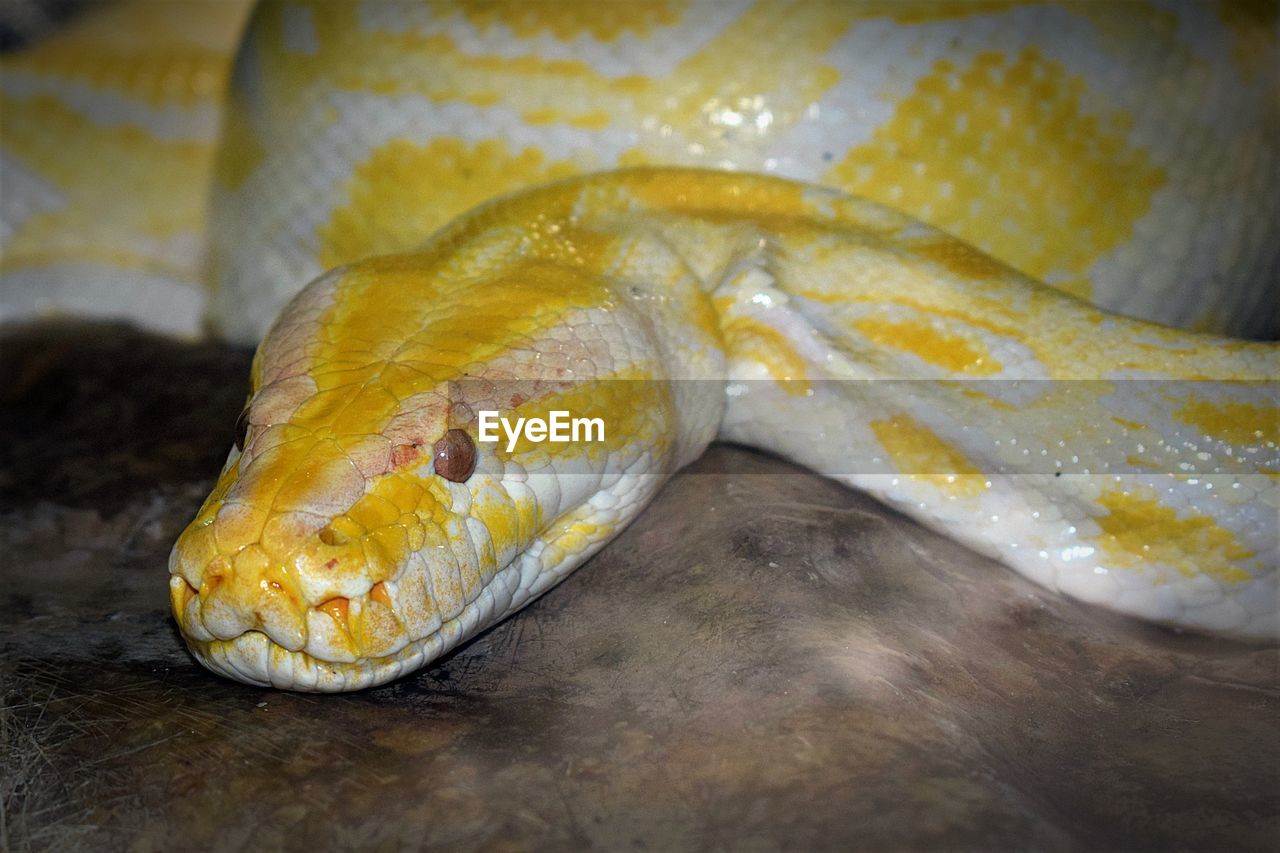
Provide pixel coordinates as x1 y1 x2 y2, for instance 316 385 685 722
5 2 1278 337
169 170 1278 691
1 3 1277 691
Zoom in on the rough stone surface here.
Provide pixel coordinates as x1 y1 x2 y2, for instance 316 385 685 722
1 321 1276 851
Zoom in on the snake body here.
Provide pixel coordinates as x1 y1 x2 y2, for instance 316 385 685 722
1 1 1277 691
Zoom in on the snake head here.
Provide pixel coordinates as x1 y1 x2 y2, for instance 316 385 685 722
168 372 506 689
169 253 686 690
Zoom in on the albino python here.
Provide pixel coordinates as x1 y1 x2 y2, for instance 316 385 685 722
1 1 1276 691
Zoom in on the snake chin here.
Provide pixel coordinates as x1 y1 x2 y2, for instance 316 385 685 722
181 628 452 692
181 630 425 692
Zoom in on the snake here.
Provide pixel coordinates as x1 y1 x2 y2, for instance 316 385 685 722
1 1 1276 691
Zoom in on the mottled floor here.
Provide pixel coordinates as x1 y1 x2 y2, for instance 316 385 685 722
1 321 1276 851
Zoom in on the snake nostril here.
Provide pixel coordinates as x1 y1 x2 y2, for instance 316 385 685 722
202 558 230 594
318 526 348 546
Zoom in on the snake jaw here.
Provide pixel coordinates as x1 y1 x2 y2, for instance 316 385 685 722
170 552 306 653
171 556 427 689
168 443 518 689
169 544 517 691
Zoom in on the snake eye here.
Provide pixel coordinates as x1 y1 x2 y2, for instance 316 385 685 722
234 403 251 452
433 429 476 483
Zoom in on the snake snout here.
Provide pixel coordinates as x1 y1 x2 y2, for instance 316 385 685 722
169 523 311 657
169 507 443 689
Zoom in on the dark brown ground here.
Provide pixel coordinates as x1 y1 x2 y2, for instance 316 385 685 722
1 321 1276 852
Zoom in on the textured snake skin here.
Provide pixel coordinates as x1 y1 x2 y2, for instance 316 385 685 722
1 1 1276 691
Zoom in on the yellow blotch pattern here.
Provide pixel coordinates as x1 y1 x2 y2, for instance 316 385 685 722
323 474 446 586
0 0 249 108
434 0 686 42
312 256 614 398
1175 399 1280 447
318 138 579 270
650 3 849 162
824 49 1166 300
870 414 988 496
229 1 854 183
912 238 1016 282
0 95 214 271
719 314 812 395
1092 487 1255 584
853 316 1002 375
624 167 813 222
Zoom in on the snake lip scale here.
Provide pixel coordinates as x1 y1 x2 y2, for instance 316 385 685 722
1 1 1276 692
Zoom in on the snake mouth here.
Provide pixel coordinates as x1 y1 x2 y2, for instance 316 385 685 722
179 626 454 692
169 556 519 691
